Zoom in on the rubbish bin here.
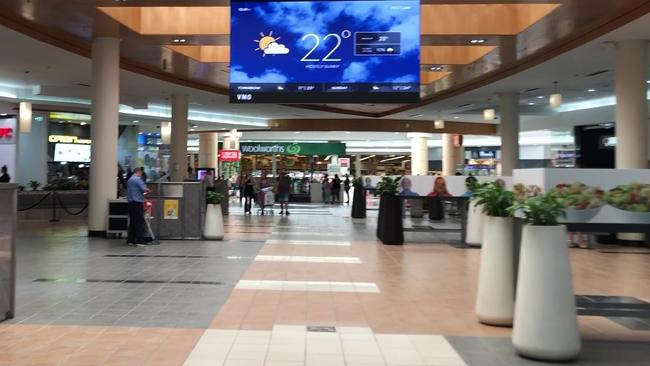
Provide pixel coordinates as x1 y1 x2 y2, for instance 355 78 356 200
0 184 17 321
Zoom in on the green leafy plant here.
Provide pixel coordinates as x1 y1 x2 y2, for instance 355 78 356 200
474 182 515 217
549 182 604 210
375 176 402 196
206 191 223 205
29 180 40 191
511 193 566 226
604 182 650 212
352 177 364 189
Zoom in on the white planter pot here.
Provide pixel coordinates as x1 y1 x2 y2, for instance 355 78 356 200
203 204 224 240
513 224 581 361
476 216 514 326
563 206 602 223
466 201 485 247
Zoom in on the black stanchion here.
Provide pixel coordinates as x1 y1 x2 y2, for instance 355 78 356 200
49 190 59 222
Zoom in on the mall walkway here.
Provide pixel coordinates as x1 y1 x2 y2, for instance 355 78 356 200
1 203 650 365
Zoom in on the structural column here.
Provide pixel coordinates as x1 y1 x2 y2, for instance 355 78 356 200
170 94 189 181
499 92 520 176
355 154 362 177
615 40 648 169
408 133 431 176
271 155 277 177
198 132 219 173
88 37 120 236
441 134 457 176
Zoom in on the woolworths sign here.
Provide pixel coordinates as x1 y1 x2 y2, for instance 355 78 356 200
240 142 345 156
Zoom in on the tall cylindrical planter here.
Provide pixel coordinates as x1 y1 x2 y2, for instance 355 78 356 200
513 225 581 361
351 187 366 218
466 201 485 247
203 203 224 240
378 195 403 245
376 194 386 240
476 216 514 326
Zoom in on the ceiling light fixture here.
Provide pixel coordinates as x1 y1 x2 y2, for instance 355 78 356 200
80 122 87 126
133 120 139 123
587 89 596 93
434 119 445 129
470 39 486 44
453 116 460 119
429 66 444 71
549 81 562 108
173 38 187 44
160 121 172 144
359 155 376 161
380 156 406 163
536 96 544 99
528 102 535 106
483 108 495 121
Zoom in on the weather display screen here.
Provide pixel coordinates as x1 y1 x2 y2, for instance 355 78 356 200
230 0 420 103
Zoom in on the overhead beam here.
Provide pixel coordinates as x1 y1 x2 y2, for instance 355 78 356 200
421 45 496 65
166 45 230 63
267 119 497 135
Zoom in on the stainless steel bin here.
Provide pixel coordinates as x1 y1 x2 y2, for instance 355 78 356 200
0 184 17 321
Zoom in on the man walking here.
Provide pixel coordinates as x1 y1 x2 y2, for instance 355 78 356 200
127 167 150 246
277 169 291 215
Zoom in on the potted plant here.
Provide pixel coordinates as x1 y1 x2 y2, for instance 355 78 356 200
465 180 488 247
473 182 516 326
351 177 366 219
375 176 403 245
29 180 40 191
511 193 581 361
203 191 224 240
549 182 604 222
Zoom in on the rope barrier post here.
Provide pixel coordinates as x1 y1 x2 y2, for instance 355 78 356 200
49 190 59 223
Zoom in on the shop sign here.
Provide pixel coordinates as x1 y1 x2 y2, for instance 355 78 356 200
219 149 241 161
240 142 346 156
338 158 350 168
0 118 16 144
48 135 92 144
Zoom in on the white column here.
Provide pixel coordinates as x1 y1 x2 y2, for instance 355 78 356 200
170 94 189 181
88 37 120 236
355 154 362 177
198 132 219 172
408 133 431 176
615 40 648 169
441 133 456 176
271 154 277 177
499 92 520 176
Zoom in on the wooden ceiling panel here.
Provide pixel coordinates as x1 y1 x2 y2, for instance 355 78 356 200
421 4 561 35
421 71 451 84
98 6 230 35
166 45 230 63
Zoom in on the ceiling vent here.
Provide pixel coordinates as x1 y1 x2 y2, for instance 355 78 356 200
522 87 541 93
76 83 91 87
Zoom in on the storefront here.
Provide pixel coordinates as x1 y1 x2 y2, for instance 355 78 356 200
238 141 347 201
0 116 17 183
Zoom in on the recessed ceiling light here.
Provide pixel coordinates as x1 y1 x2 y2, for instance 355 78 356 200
528 102 535 105
587 89 596 92
80 122 88 125
453 116 460 119
173 38 187 43
0 113 6 116
536 96 544 99
189 128 195 131
647 80 650 84
345 131 351 134
133 120 139 123
294 131 301 134
470 39 486 44
393 132 400 134
429 66 443 71
191 125 198 128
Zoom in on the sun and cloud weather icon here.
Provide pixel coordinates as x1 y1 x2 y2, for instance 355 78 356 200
254 31 290 56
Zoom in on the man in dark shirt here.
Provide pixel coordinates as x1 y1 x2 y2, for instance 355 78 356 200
126 167 150 246
277 169 291 215
0 165 10 183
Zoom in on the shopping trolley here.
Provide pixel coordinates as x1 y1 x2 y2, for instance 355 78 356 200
256 187 275 215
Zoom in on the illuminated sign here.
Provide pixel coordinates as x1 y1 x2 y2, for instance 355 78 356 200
0 118 16 144
0 128 13 140
48 135 92 144
48 112 91 122
338 158 350 168
219 149 242 162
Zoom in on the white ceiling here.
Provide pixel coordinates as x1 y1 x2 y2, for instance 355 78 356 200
0 13 648 139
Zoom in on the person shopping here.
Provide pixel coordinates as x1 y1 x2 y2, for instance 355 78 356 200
126 167 151 246
243 174 255 215
331 174 342 204
343 175 351 204
277 169 291 215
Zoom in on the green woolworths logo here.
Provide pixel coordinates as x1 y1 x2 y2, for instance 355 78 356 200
286 143 301 154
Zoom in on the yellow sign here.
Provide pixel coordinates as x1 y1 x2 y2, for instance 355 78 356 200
48 112 91 122
48 135 92 144
163 199 179 220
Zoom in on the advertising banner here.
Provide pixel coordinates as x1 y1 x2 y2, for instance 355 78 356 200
163 199 179 220
219 149 242 162
240 142 346 156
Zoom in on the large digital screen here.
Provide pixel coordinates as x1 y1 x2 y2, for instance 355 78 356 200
230 0 420 103
54 143 91 163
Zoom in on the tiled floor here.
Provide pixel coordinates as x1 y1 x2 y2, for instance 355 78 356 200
2 201 650 365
